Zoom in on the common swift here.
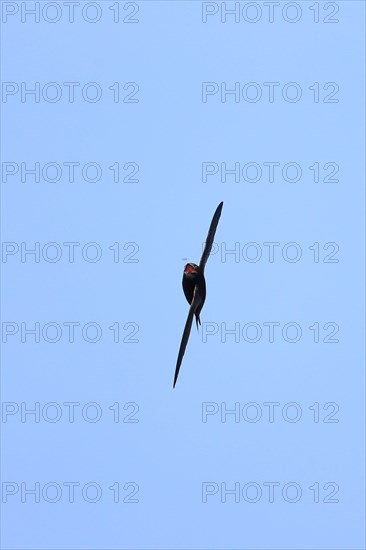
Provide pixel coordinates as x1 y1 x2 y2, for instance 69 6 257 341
173 201 223 388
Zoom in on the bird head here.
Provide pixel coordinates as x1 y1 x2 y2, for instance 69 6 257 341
184 263 199 278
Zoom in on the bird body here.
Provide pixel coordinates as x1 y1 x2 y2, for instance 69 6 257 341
173 201 223 387
182 263 206 328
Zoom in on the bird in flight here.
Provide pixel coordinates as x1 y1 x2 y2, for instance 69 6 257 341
173 201 223 388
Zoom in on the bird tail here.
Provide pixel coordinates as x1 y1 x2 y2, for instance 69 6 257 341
195 314 201 331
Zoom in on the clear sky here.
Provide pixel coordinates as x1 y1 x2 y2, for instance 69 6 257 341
1 1 365 549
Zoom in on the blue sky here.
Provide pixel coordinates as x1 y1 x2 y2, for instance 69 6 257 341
1 1 365 549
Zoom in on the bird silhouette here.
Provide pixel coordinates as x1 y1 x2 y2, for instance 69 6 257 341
173 201 223 387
